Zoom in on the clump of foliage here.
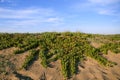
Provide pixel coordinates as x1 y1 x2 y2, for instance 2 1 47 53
0 54 15 75
0 32 120 79
21 49 39 69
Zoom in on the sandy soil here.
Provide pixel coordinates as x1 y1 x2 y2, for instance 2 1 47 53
0 48 120 80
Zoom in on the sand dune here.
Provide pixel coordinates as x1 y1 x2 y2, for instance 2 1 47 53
0 48 120 80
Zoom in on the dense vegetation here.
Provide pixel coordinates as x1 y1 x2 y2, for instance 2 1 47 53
0 32 120 79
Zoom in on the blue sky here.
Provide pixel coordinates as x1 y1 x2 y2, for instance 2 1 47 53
0 0 120 34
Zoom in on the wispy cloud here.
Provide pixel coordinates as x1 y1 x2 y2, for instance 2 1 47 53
0 7 63 32
0 7 56 19
88 0 120 5
0 0 14 4
97 8 116 15
72 0 120 16
0 0 5 2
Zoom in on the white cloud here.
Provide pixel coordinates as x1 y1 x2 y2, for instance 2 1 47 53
0 7 55 19
72 0 120 16
97 8 116 15
88 0 120 5
46 17 62 22
0 7 63 30
0 0 13 3
0 0 4 2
